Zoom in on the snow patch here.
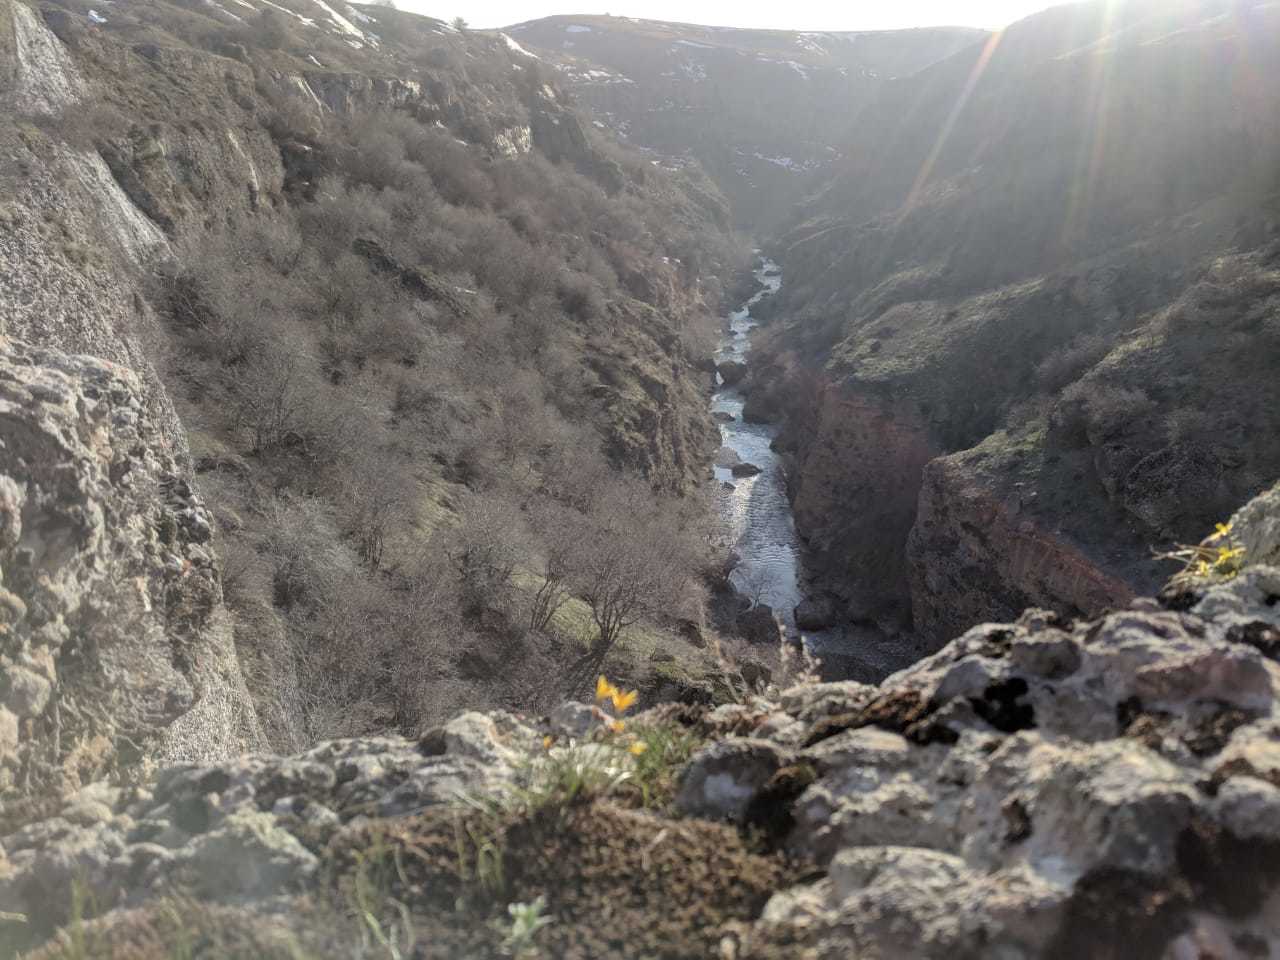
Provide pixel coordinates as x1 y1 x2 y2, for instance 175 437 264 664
310 0 364 38
87 9 108 24
501 33 539 59
225 130 262 199
205 0 246 24
289 74 327 111
673 39 713 49
565 24 592 33
748 151 819 173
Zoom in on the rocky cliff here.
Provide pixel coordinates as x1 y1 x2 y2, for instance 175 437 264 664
0 337 263 833
1 0 269 808
747 0 1280 652
4 482 1279 958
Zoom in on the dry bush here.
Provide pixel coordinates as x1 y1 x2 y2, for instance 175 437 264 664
226 350 324 454
557 271 607 321
1052 380 1158 448
566 480 706 671
1035 331 1114 393
247 9 294 50
444 493 531 617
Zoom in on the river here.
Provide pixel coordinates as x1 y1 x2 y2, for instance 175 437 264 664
712 259 819 638
711 257 906 679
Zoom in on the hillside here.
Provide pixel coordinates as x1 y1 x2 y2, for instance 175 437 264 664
505 15 985 228
0 0 760 823
743 0 1280 652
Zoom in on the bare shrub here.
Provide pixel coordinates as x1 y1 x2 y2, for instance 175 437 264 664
444 493 530 617
249 9 294 50
1035 332 1114 393
1052 380 1158 448
526 502 578 632
260 498 351 611
565 482 703 687
337 446 413 570
226 350 322 454
557 271 607 321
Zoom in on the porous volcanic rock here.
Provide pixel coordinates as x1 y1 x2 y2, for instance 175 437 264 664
0 338 261 828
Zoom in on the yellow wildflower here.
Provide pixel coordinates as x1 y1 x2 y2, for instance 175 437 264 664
608 719 626 734
611 688 638 713
543 735 553 750
596 675 617 702
1210 522 1234 541
629 741 648 756
1217 546 1245 562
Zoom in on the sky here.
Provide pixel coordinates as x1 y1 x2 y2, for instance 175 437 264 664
396 0 1060 31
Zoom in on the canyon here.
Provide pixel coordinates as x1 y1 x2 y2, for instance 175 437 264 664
2 0 1280 955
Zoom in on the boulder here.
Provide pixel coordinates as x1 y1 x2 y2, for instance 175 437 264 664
676 618 709 648
715 446 742 468
183 810 318 899
675 738 791 822
731 462 763 478
794 597 839 631
713 411 736 423
717 360 749 386
737 604 783 646
1231 482 1280 568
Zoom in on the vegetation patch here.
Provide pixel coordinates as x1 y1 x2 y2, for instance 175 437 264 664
327 799 791 960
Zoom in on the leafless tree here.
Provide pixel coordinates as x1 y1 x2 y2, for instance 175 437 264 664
563 483 700 690
526 502 578 632
227 351 317 454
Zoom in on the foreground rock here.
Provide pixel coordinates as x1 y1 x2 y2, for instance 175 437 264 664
715 538 1280 956
0 338 261 831
6 484 1280 957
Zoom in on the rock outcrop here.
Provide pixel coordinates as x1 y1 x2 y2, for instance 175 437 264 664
0 710 539 951
0 338 263 831
906 438 1139 645
8 485 1278 957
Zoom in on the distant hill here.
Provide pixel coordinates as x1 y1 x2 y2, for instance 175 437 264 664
505 15 986 228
